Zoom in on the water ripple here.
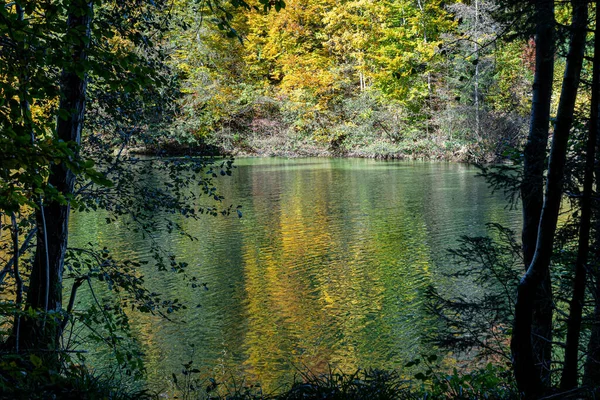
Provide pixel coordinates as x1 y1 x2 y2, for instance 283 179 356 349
68 158 521 392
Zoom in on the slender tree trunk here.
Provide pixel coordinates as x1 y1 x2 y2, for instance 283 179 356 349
359 70 365 92
11 214 23 353
512 0 588 397
14 0 93 356
584 6 600 385
474 0 480 140
562 2 600 389
584 254 600 385
518 0 555 390
416 0 432 139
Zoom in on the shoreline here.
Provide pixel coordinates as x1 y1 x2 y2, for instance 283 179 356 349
130 138 492 163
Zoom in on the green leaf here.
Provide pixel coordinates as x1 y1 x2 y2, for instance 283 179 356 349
30 354 43 368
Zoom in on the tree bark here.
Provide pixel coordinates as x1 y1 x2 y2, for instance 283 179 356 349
512 0 588 397
584 255 600 385
14 0 93 355
474 0 481 140
518 0 555 389
562 2 600 389
584 5 600 385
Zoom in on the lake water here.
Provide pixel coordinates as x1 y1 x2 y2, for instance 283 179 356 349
69 157 521 393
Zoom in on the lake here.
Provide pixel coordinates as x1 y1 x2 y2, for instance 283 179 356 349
69 157 521 393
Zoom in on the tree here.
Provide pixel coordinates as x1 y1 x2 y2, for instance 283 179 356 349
15 0 95 356
428 0 600 396
372 0 452 119
561 1 600 388
0 0 164 359
513 0 555 390
510 0 588 396
0 1 253 383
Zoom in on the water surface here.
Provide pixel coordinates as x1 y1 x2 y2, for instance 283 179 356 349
69 158 520 392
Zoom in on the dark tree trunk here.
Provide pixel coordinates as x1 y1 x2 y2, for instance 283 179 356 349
512 0 588 397
521 0 554 273
584 260 600 384
514 0 555 393
584 6 600 384
520 0 556 386
13 1 93 355
562 2 600 389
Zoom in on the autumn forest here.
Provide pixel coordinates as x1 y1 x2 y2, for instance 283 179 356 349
1 0 600 399
165 0 532 162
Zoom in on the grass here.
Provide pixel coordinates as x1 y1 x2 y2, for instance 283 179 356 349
8 357 600 399
0 364 154 400
163 361 520 400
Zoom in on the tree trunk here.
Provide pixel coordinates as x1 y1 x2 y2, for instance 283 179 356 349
561 2 600 389
474 0 480 140
512 0 588 397
584 254 600 385
584 5 600 385
518 0 555 390
14 0 93 356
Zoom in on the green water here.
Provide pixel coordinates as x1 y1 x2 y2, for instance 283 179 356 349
69 157 520 392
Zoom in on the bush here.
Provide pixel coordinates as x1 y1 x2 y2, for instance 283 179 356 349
0 355 152 400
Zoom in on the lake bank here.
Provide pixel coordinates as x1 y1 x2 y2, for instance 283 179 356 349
132 136 499 163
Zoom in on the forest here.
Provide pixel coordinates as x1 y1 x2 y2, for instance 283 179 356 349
1 0 600 399
160 0 532 161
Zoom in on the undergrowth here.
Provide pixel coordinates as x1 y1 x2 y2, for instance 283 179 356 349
165 355 519 400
